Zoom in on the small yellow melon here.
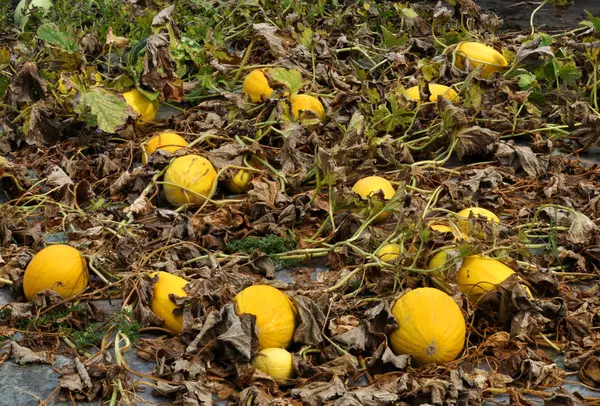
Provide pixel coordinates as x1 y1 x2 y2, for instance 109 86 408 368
234 285 296 349
242 70 274 103
428 250 449 270
406 84 460 103
225 169 252 193
150 271 188 334
251 348 295 383
123 89 159 123
351 176 396 223
377 244 401 263
290 94 325 121
456 207 500 236
389 287 466 365
456 42 508 78
143 132 188 165
23 245 89 301
163 155 217 206
457 256 531 301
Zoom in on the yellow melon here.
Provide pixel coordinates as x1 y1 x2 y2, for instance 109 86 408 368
456 207 500 236
351 176 396 223
456 42 508 78
234 285 296 349
225 169 252 193
377 244 401 263
290 94 325 121
123 89 158 123
23 245 89 301
389 287 466 365
251 348 295 383
163 155 217 206
457 256 532 301
150 271 188 334
405 84 460 103
143 132 188 165
243 70 274 103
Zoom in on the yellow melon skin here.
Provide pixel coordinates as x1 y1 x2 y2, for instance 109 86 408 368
377 244 401 263
123 89 158 123
243 70 274 103
163 155 217 206
428 250 449 271
456 42 508 78
456 207 500 236
406 84 460 103
251 348 295 383
225 169 252 193
23 245 89 301
457 256 531 301
143 132 188 165
389 287 466 365
290 94 325 121
234 285 296 349
150 271 188 334
351 176 396 223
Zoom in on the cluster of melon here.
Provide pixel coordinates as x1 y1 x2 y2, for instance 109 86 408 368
427 207 532 301
405 42 508 103
242 69 325 121
151 277 297 383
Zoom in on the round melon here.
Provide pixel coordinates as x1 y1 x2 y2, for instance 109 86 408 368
457 256 531 301
150 271 188 334
352 176 396 223
163 155 217 206
251 348 295 383
290 94 325 121
225 169 252 193
234 285 296 349
123 89 158 124
389 287 466 365
23 245 88 301
143 132 188 165
377 244 401 263
242 70 273 103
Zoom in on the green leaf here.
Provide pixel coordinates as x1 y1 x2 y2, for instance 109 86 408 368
557 61 582 86
267 68 303 95
78 88 131 133
298 26 314 48
37 23 78 54
516 72 536 89
381 26 408 48
584 11 600 31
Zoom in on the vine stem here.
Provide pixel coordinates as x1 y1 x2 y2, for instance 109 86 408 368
530 0 548 36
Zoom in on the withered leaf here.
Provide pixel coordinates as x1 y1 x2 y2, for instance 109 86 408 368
334 388 399 406
253 23 295 58
544 388 586 406
579 355 600 388
495 141 548 178
455 126 499 159
292 295 326 346
513 37 554 69
7 62 47 104
290 375 346 406
10 341 50 365
368 341 411 370
142 33 183 101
